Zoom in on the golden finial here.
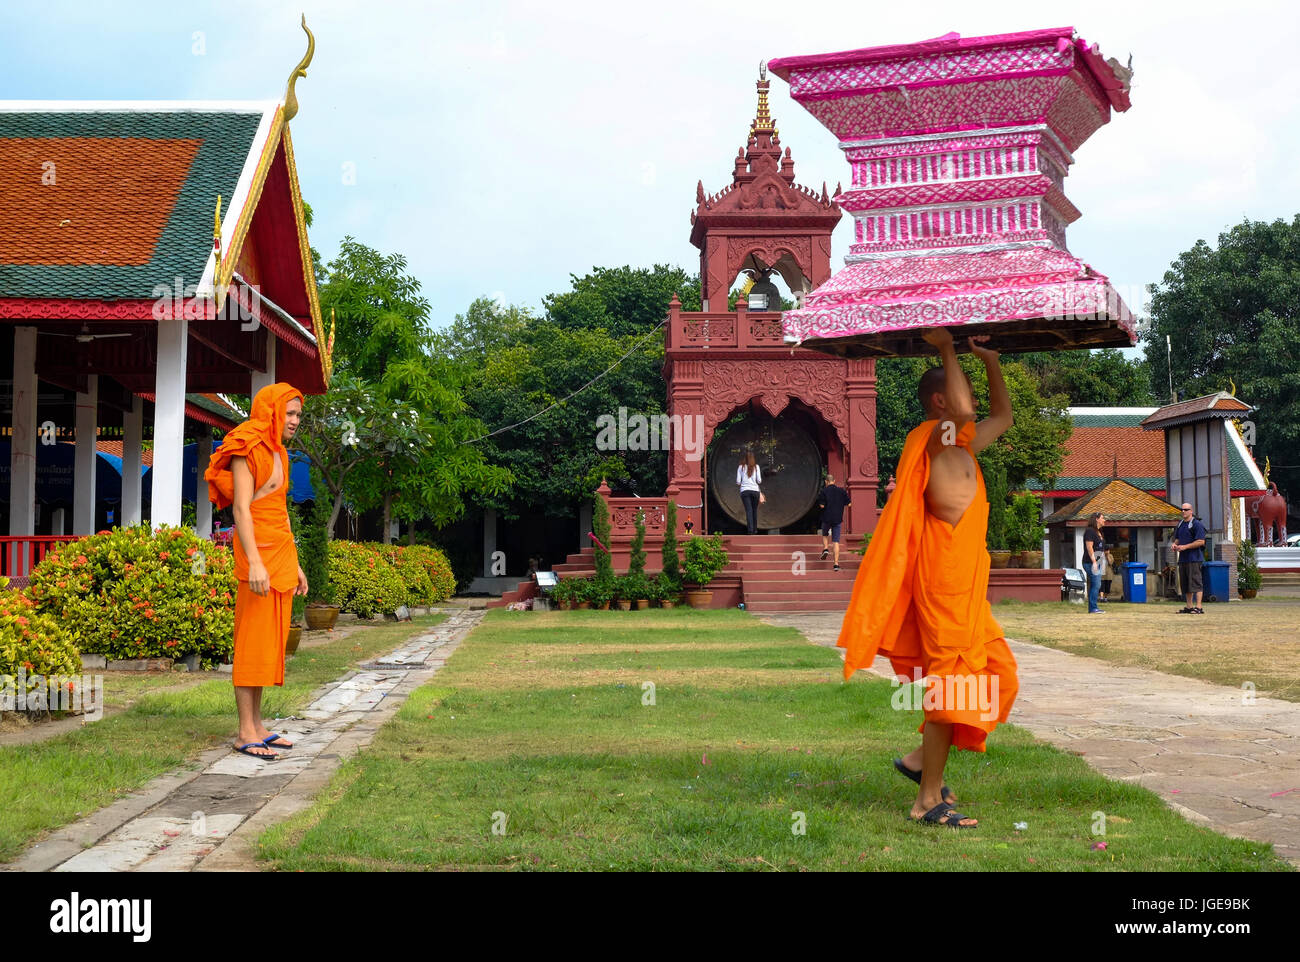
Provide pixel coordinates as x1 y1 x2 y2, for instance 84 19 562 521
1263 455 1271 485
1228 377 1236 397
282 14 315 123
212 194 223 269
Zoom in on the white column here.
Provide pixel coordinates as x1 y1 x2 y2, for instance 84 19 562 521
483 508 497 577
251 330 277 398
1040 497 1051 568
73 374 99 535
51 507 65 535
1138 528 1155 570
121 395 144 527
194 435 213 537
1073 526 1084 570
10 326 38 536
152 317 188 527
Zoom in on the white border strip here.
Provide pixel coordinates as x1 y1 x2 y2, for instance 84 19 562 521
0 100 277 113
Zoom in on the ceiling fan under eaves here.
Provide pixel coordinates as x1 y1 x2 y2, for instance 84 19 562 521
40 324 133 344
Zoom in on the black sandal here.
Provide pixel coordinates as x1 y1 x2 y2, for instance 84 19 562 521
910 801 977 828
893 758 956 805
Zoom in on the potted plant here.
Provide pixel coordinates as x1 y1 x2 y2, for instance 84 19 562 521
551 578 574 610
682 533 729 608
1008 492 1045 569
615 574 634 611
299 490 339 630
658 574 681 609
595 574 613 613
574 579 593 610
1238 538 1262 599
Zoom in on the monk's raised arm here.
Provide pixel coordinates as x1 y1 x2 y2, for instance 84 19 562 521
969 335 1013 454
231 455 269 595
921 327 976 458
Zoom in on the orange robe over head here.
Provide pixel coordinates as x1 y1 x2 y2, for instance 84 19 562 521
836 419 1018 752
204 382 304 688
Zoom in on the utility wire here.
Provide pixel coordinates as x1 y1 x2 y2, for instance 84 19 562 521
464 319 667 444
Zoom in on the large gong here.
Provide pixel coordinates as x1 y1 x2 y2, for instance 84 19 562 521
710 416 822 530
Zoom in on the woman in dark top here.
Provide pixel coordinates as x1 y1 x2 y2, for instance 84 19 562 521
1083 512 1106 614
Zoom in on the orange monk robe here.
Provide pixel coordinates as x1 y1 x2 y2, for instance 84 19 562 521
836 419 1018 752
204 383 304 688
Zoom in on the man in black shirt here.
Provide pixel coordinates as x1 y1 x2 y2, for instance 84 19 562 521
818 472 853 571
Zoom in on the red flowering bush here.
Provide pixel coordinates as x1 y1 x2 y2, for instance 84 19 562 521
27 525 237 665
0 582 80 687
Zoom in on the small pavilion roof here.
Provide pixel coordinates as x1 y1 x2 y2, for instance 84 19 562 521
1139 392 1253 430
1043 479 1182 526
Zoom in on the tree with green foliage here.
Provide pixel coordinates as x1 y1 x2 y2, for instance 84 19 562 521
1018 349 1155 406
544 264 701 338
1144 215 1300 497
318 237 433 380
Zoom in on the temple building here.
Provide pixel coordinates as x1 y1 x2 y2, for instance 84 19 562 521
0 27 331 581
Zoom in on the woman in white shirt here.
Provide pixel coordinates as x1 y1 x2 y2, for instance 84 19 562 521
736 451 765 534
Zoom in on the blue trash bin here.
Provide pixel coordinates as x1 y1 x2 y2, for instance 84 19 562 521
1122 562 1149 603
1202 561 1230 602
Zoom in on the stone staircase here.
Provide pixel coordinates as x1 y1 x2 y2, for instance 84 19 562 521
491 533 865 611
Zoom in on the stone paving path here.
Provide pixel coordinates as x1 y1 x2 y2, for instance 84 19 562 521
756 612 1300 866
5 609 482 873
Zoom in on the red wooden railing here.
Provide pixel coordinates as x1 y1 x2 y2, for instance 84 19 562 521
0 535 82 584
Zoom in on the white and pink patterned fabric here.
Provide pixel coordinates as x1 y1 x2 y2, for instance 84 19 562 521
768 27 1136 352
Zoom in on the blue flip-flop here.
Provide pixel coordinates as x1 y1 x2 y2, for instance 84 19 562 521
234 741 278 760
262 733 294 749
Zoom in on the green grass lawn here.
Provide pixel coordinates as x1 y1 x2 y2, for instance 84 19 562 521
0 614 444 863
257 610 1291 872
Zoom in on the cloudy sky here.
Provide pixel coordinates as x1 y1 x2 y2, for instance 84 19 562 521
6 0 1299 332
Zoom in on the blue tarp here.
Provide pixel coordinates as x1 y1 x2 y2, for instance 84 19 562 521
142 443 315 504
0 440 139 506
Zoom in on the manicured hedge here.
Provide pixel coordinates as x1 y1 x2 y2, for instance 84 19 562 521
26 525 237 666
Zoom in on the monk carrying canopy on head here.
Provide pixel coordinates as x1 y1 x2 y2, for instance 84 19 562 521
836 328 1019 828
204 382 308 761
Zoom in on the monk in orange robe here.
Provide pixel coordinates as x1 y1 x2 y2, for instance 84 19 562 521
837 328 1018 827
204 382 308 761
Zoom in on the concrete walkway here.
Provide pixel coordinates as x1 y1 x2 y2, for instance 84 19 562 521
5 609 483 873
756 612 1300 866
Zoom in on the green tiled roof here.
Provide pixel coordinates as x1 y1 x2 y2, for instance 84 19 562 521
1027 475 1164 492
0 110 262 300
1069 413 1154 428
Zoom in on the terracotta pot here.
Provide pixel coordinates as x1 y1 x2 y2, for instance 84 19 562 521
989 550 1012 569
576 602 591 610
635 599 650 610
1018 550 1044 569
304 605 340 630
685 589 713 609
285 626 303 656
617 600 632 611
660 601 676 609
1241 588 1258 599
558 600 572 610
598 601 611 610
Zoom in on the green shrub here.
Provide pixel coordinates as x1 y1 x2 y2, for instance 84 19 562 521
1007 492 1046 553
328 541 406 618
1238 538 1262 593
403 544 457 603
662 500 681 583
0 584 80 685
682 533 729 586
373 543 437 606
26 525 237 665
593 493 614 581
628 509 647 578
299 486 334 606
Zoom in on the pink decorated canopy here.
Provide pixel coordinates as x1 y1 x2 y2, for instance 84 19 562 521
768 27 1137 356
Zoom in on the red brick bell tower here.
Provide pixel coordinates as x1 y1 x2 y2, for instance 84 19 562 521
661 66 880 537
